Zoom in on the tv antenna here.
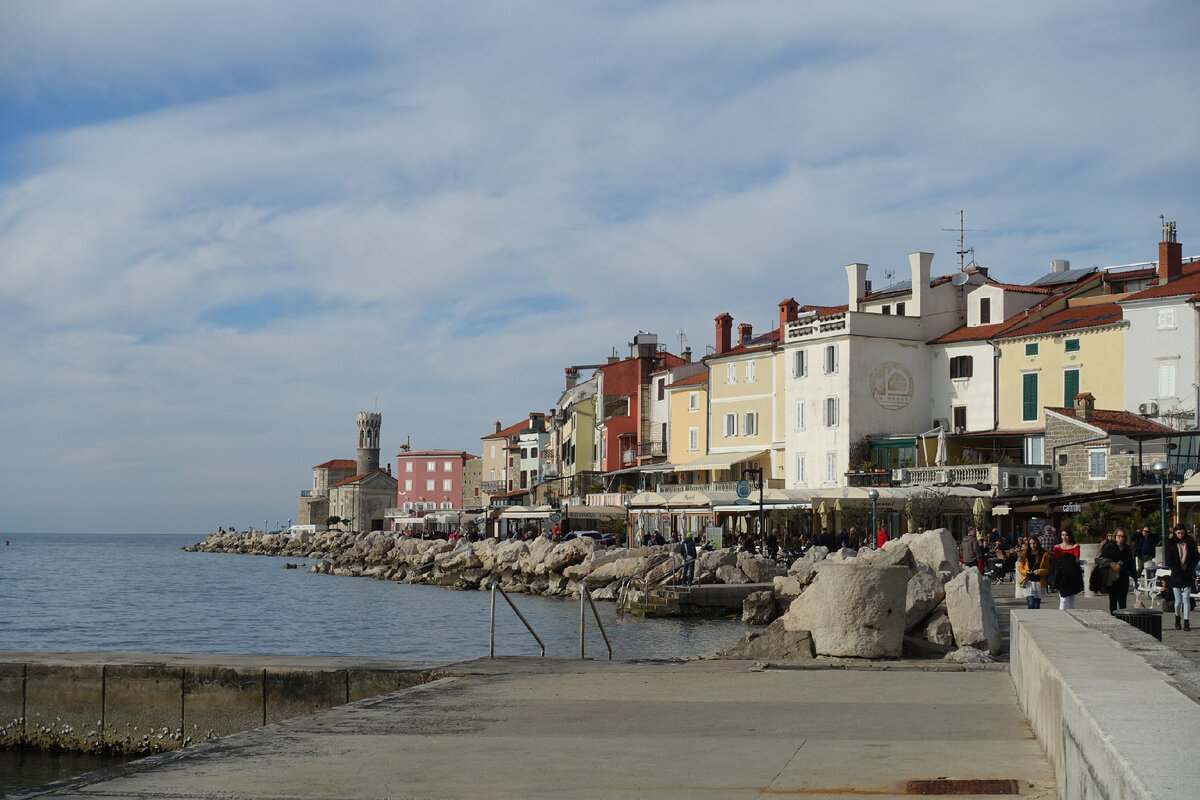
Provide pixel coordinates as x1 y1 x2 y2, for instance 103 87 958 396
942 210 986 271
675 329 688 352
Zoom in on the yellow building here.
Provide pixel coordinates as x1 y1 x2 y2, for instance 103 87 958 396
666 371 709 466
995 301 1126 447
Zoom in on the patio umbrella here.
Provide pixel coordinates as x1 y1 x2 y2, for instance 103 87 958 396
817 501 828 529
935 427 948 467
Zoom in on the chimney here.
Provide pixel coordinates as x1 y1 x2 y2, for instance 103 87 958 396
1074 392 1095 422
1159 220 1182 284
682 346 692 363
845 263 868 311
1050 259 1070 273
778 298 799 333
715 313 733 354
494 420 502 434
737 323 753 346
908 252 933 318
565 367 578 390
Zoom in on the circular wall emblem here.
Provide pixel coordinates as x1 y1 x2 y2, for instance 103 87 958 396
870 362 915 410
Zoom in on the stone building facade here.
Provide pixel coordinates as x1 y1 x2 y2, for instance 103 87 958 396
1044 394 1174 494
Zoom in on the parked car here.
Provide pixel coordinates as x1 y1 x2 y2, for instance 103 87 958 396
567 530 617 547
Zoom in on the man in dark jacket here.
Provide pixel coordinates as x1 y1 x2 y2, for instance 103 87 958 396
678 534 698 585
1100 528 1137 613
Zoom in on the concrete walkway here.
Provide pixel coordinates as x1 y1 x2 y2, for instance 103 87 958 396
16 659 1053 800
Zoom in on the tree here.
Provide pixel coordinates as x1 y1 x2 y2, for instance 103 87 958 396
905 489 955 531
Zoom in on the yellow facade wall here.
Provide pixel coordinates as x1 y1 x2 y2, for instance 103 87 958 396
707 349 780 479
668 383 707 465
997 325 1126 430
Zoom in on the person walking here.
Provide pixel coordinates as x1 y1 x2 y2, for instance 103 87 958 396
1052 530 1084 610
876 524 890 550
678 533 698 586
1137 525 1156 579
1100 528 1137 613
1018 538 1051 609
960 528 982 573
1163 525 1199 631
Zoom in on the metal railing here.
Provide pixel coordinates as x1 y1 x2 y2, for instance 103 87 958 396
615 553 696 614
579 585 612 660
489 578 545 658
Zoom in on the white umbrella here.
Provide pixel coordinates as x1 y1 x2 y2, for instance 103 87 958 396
935 426 947 467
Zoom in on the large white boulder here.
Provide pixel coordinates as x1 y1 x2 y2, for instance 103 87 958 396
782 563 908 658
716 564 751 584
737 552 786 583
900 528 962 575
905 562 948 632
541 538 593 574
944 568 1001 655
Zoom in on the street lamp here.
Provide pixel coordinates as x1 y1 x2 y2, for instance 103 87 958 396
867 489 880 549
1154 459 1170 565
623 494 632 550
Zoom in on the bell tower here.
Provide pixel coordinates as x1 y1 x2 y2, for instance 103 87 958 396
356 412 381 475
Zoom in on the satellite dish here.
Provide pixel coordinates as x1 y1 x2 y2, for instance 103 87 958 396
950 272 970 286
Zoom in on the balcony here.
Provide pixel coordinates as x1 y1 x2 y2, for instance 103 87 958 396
894 464 1061 496
622 448 637 466
481 480 507 493
639 440 666 458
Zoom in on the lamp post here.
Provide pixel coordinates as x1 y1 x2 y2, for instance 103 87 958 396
623 494 632 550
1154 459 1170 564
742 467 765 551
867 489 879 549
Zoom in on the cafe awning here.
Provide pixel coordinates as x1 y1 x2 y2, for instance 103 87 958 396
672 450 768 473
499 505 555 520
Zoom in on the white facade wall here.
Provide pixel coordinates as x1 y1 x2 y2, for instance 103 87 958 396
1121 297 1199 425
930 341 996 432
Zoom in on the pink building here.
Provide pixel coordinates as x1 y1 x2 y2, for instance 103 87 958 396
395 449 477 512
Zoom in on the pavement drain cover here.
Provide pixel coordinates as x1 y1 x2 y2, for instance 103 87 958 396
906 779 1019 795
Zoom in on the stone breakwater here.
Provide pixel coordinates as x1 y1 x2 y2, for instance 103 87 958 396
186 529 787 601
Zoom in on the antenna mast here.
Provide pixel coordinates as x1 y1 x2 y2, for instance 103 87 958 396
941 210 987 271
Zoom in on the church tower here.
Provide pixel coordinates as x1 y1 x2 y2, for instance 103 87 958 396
356 412 381 475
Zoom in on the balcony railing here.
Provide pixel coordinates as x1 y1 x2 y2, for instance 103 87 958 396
622 448 637 466
481 480 507 493
895 464 1060 496
639 440 666 458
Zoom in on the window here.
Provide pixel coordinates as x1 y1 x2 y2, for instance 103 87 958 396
724 413 738 437
657 378 665 401
744 412 758 436
795 454 806 485
1024 435 1045 466
726 363 737 383
1157 308 1176 329
490 445 496 458
404 480 413 491
442 479 452 491
405 462 413 472
826 452 838 483
1022 373 1039 422
425 479 435 491
896 302 905 316
427 461 436 471
793 349 808 377
881 305 891 315
824 396 839 427
1064 338 1080 353
1063 369 1080 407
1088 449 1107 480
688 427 699 452
689 391 699 411
949 355 973 379
746 360 757 382
1025 342 1039 356
979 297 991 324
795 399 806 430
1160 363 1177 397
953 406 967 431
823 344 838 374
442 502 453 510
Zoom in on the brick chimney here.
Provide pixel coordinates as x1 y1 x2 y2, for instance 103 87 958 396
737 323 753 346
715 313 733 355
778 298 799 334
565 367 578 390
494 420 502 434
1159 220 1182 285
1074 392 1095 422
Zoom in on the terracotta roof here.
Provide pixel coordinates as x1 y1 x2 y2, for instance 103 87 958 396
314 459 357 470
929 320 1019 345
707 329 780 359
666 371 709 389
800 303 849 316
1121 265 1200 301
993 303 1123 340
490 489 529 499
397 450 475 458
980 281 1057 295
1045 407 1176 437
329 468 397 488
483 418 539 440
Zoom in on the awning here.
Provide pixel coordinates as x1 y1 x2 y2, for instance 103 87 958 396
563 505 625 518
629 491 669 508
499 505 555 519
672 450 768 473
666 490 739 508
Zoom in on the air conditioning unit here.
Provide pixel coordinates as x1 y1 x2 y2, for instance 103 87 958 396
1041 471 1061 491
933 418 949 430
1004 473 1022 489
1138 401 1159 415
1024 475 1042 490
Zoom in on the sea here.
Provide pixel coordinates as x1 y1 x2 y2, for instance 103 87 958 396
0 532 746 794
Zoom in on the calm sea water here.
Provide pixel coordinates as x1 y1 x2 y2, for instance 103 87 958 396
0 532 745 794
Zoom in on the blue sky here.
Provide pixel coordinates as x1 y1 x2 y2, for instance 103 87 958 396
2 1 1199 534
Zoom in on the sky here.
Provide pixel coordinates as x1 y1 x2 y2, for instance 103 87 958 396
2 1 1199 535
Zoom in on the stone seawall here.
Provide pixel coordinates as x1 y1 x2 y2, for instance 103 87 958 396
0 652 438 755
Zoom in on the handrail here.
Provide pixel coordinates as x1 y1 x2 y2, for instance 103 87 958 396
616 554 698 613
489 578 546 658
580 585 613 660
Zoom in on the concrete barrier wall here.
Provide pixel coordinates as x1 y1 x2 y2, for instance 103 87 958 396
0 652 438 755
1009 610 1200 800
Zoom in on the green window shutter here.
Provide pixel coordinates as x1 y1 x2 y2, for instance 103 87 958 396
1022 373 1038 421
1025 342 1039 356
1065 338 1080 353
1063 370 1079 407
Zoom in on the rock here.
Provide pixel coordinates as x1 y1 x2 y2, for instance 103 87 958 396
905 562 948 632
782 563 908 658
858 540 916 571
902 635 954 659
900 528 962 575
716 564 751 584
772 574 804 601
543 538 593 573
737 552 786 583
716 618 815 661
742 590 777 625
944 568 1001 655
944 646 996 664
787 548 828 585
919 607 955 646
582 556 643 587
699 548 737 574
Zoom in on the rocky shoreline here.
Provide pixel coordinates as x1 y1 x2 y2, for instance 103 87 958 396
187 527 1001 662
